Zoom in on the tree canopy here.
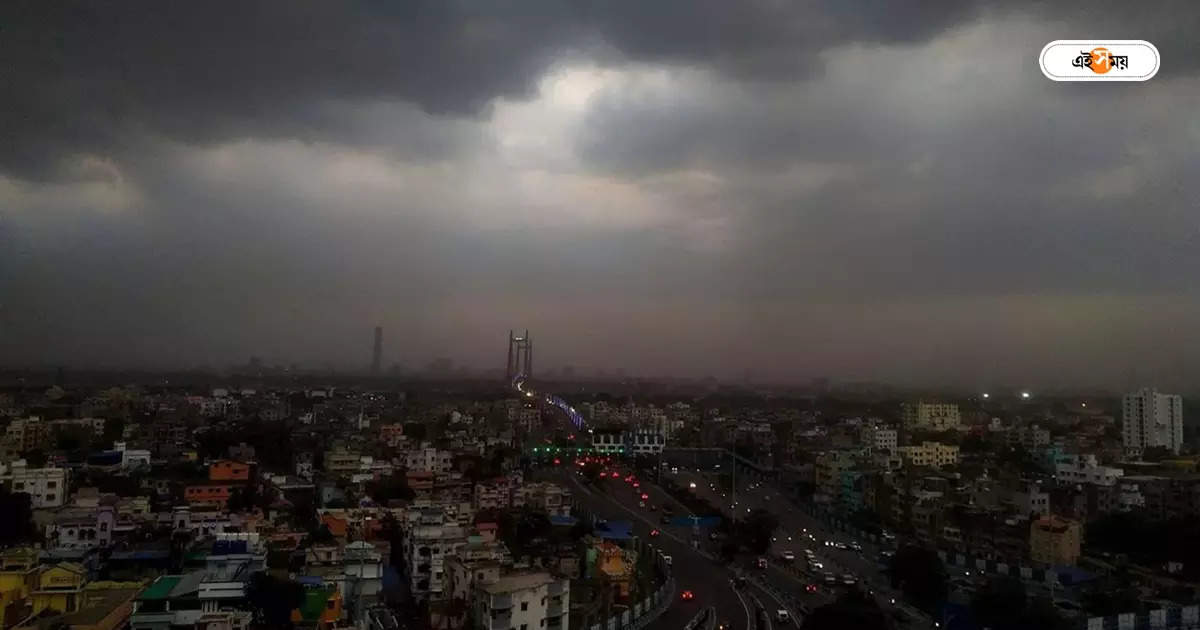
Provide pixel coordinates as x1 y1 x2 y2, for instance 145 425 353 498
801 590 893 630
888 545 947 614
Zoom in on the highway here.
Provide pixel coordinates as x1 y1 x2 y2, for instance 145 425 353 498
670 466 935 628
516 375 910 628
544 465 807 630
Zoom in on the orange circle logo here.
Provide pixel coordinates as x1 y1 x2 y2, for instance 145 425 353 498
1088 47 1113 73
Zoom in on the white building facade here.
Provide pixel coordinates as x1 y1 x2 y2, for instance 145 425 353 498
1122 388 1183 455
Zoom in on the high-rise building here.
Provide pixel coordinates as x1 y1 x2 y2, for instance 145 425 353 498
900 401 960 431
371 326 383 374
1122 388 1183 456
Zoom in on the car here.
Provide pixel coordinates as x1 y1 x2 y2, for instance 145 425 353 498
849 542 862 552
841 574 856 586
834 542 848 550
805 584 818 593
781 550 795 561
650 529 660 537
756 557 768 569
823 573 837 585
650 504 658 511
733 576 747 589
776 610 790 623
681 590 695 601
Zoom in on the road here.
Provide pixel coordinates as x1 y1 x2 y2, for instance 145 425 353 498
547 466 783 630
669 466 936 628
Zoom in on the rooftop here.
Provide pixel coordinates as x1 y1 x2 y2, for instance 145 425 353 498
481 572 557 595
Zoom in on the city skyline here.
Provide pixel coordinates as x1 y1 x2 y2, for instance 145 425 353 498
3 2 1200 389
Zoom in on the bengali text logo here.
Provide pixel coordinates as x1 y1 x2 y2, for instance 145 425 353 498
1040 40 1159 82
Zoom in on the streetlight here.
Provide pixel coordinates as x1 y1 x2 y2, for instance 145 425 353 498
1020 391 1031 400
981 393 990 399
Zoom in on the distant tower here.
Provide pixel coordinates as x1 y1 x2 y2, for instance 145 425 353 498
505 330 534 383
371 326 383 374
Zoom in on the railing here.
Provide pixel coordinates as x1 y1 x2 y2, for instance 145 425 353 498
583 560 675 630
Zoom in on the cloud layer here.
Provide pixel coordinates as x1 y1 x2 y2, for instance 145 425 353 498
2 1 1199 388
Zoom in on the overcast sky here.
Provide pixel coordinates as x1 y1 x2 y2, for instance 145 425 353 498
2 1 1199 388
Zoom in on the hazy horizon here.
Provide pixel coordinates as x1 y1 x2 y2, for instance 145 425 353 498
3 2 1199 391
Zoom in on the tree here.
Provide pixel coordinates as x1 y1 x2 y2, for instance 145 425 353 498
100 417 127 447
0 488 35 546
581 462 603 485
226 484 259 513
403 422 427 442
307 524 336 545
53 425 92 452
888 546 947 614
802 590 893 630
499 508 551 554
366 474 415 504
569 520 591 542
736 508 779 555
246 572 305 629
971 577 1028 630
960 433 989 454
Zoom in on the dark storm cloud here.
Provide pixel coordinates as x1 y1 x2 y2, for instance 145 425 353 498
8 0 1183 181
3 0 1200 386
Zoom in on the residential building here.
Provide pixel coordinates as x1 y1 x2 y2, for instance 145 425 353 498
474 572 568 630
12 581 140 630
814 450 858 499
183 483 237 507
2 460 69 508
325 448 362 476
1055 454 1124 486
402 510 467 601
130 567 255 630
115 443 152 470
1008 425 1051 450
861 425 897 454
209 460 251 482
5 417 51 452
406 448 454 475
1011 483 1050 518
1122 388 1184 456
47 506 118 550
901 402 960 432
0 548 40 614
896 442 959 469
517 482 571 518
1029 515 1081 566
